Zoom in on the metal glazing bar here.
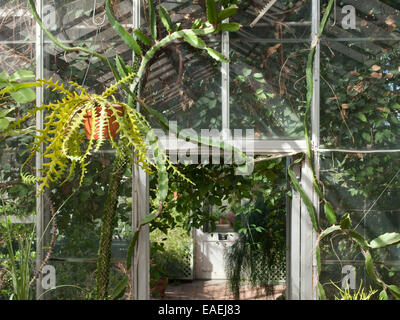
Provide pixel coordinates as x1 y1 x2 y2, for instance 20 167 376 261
35 0 45 301
310 0 320 300
312 0 321 151
221 15 230 139
132 0 150 301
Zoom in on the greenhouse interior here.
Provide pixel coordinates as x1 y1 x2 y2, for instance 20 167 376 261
1 0 400 301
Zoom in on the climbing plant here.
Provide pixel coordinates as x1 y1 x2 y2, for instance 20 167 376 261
287 0 400 300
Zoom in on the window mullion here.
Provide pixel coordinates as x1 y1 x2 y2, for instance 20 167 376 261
35 0 45 301
221 17 230 139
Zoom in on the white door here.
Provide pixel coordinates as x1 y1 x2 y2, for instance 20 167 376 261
194 228 239 280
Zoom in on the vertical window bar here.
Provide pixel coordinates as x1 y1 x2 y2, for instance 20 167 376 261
311 0 320 300
132 0 139 300
132 0 150 300
312 0 320 153
35 0 44 300
221 16 230 139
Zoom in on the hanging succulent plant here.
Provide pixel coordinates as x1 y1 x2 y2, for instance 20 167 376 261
19 74 156 192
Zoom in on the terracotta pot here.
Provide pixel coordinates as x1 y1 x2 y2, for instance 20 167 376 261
83 104 124 140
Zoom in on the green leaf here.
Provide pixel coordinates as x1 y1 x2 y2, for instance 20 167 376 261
206 0 218 24
133 29 153 46
10 70 35 82
105 0 142 56
362 132 371 143
339 212 352 230
379 289 388 300
318 282 326 300
173 22 181 32
217 5 238 22
324 201 337 225
219 23 240 32
158 6 173 33
192 18 203 29
288 158 318 232
140 213 157 226
115 55 128 78
126 230 139 269
388 285 400 300
9 88 36 103
111 276 129 300
148 0 157 40
242 68 252 77
320 225 341 240
316 246 321 274
157 170 169 202
206 48 229 63
253 72 266 83
184 32 206 49
370 232 400 249
0 107 14 118
0 71 9 82
0 118 10 131
357 112 367 122
365 251 380 285
349 230 369 249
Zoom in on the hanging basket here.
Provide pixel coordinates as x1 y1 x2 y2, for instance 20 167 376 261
83 104 124 140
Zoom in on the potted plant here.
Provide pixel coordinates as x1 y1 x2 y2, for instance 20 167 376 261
150 260 169 299
83 103 124 140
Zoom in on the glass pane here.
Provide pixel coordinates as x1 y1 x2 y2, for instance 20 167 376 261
0 0 35 42
0 0 35 72
37 2 134 299
43 0 132 42
319 152 400 299
320 0 400 149
43 41 129 93
42 0 135 93
322 0 400 40
232 0 311 40
321 39 400 149
143 0 222 131
44 261 127 299
229 1 311 139
0 1 36 266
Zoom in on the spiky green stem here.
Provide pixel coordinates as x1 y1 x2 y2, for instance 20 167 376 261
95 148 128 300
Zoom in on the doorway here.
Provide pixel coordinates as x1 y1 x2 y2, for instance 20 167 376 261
150 156 289 300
